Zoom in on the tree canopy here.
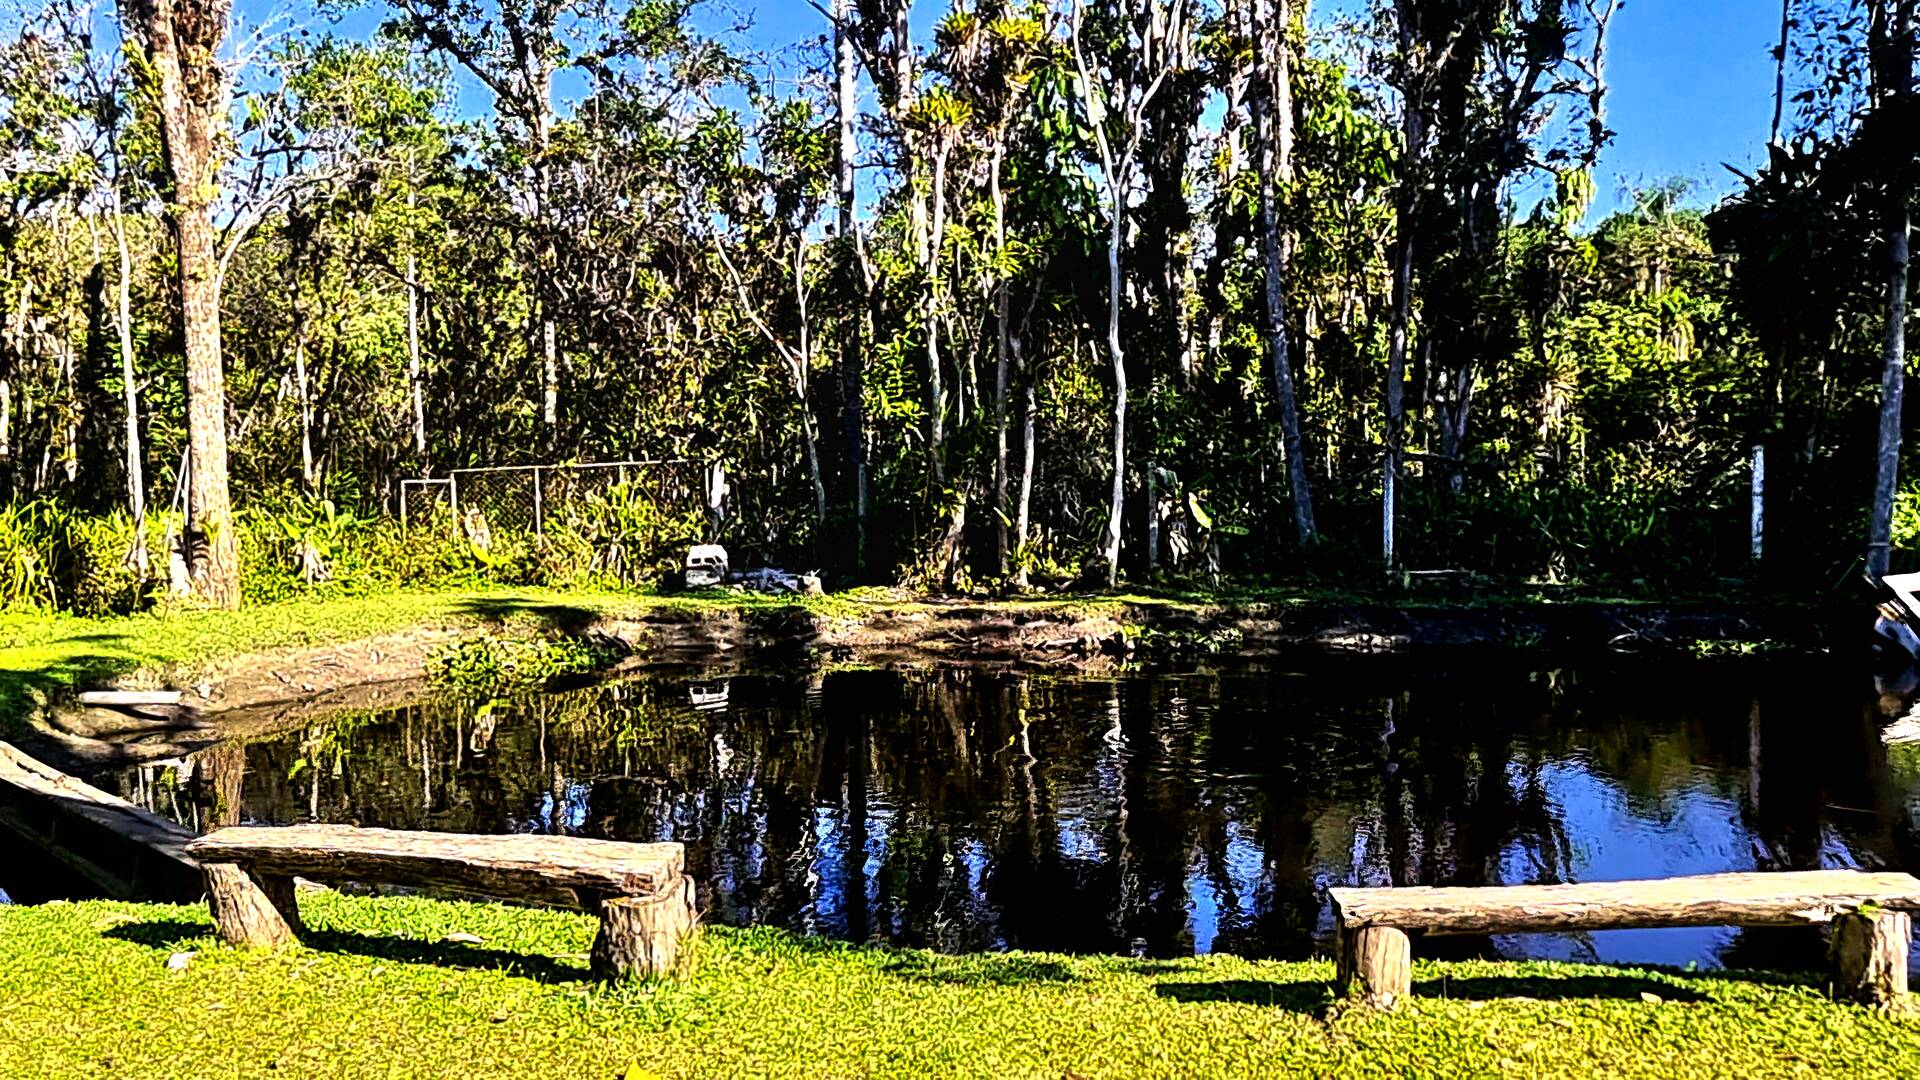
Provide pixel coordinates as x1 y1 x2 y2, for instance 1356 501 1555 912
0 0 1913 607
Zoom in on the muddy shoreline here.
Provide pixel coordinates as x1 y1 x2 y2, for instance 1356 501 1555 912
20 597 1844 773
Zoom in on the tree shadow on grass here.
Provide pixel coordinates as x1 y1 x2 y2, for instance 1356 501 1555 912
452 598 603 636
1154 979 1331 1015
301 928 588 984
883 952 1082 987
106 918 587 985
1413 973 1709 1003
104 919 215 949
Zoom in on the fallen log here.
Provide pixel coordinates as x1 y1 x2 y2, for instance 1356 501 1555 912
76 690 184 708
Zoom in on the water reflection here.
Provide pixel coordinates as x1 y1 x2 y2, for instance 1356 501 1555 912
99 658 1920 969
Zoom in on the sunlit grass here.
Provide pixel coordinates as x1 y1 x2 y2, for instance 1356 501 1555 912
1 892 1915 1079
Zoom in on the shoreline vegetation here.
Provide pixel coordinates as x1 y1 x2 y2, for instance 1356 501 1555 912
4 892 1918 1078
0 584 1844 735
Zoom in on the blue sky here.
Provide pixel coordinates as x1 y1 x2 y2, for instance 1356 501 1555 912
267 0 1786 220
716 1 1784 218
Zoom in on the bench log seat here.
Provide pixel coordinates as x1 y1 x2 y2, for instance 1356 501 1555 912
1328 870 1920 1010
185 825 697 981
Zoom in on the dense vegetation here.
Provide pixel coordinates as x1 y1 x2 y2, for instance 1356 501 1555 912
5 892 1920 1078
0 0 1913 611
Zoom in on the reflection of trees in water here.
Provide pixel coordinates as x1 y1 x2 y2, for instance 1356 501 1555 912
100 657 1920 966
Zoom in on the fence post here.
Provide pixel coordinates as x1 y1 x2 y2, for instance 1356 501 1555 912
533 467 544 533
400 482 409 533
450 472 462 523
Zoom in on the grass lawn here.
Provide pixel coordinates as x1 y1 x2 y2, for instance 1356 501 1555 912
0 892 1915 1079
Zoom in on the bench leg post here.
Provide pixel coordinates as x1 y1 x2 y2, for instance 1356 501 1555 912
1338 925 1412 1010
592 876 697 982
205 863 300 950
1832 909 1910 1007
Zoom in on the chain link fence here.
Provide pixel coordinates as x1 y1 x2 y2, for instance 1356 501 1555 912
400 462 704 579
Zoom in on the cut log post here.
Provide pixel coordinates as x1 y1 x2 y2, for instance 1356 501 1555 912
204 862 300 949
1337 925 1412 1010
591 876 697 982
1832 909 1910 1007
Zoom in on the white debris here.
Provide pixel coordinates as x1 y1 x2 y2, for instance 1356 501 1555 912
166 951 196 972
1883 714 1920 747
685 545 730 589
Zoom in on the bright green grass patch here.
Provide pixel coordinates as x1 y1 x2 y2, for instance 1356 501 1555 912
0 587 656 734
1 893 1916 1079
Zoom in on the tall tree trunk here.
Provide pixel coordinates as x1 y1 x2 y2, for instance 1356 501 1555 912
834 0 868 575
1384 0 1424 574
1866 0 1915 582
132 0 240 608
293 310 315 493
1015 337 1037 589
1257 0 1316 545
109 192 147 575
1770 0 1792 146
1 276 25 498
927 144 965 591
534 73 560 447
405 185 426 463
794 241 828 528
1868 210 1909 582
992 139 1012 579
1102 212 1127 588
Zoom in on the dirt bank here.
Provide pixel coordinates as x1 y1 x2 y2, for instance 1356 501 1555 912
23 594 1842 771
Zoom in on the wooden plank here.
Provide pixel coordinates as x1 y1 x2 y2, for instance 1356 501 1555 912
76 690 184 708
186 825 684 911
0 739 203 901
1328 871 1920 936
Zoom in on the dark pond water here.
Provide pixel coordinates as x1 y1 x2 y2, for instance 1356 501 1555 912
78 658 1920 968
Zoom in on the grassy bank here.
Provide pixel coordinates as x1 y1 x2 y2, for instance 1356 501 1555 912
1 892 1915 1079
0 582 1840 740
0 587 615 731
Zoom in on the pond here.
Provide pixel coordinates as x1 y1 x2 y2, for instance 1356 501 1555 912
81 656 1920 968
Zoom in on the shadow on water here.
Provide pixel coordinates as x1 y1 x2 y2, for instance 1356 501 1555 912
72 652 1920 974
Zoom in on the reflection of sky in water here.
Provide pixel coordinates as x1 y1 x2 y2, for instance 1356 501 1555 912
1495 763 1753 967
82 660 1920 969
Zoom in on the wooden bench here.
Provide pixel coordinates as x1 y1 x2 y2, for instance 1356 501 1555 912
184 825 697 981
1328 870 1920 1010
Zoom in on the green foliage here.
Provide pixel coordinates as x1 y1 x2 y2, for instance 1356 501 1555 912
0 0 1907 606
424 634 623 694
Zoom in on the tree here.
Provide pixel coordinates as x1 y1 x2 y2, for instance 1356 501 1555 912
1069 0 1191 587
1865 0 1916 581
125 0 240 606
1253 0 1315 545
385 0 579 448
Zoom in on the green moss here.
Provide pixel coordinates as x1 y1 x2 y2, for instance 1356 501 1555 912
1 893 1915 1079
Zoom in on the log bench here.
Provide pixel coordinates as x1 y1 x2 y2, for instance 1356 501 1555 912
184 825 697 981
1328 870 1920 1010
